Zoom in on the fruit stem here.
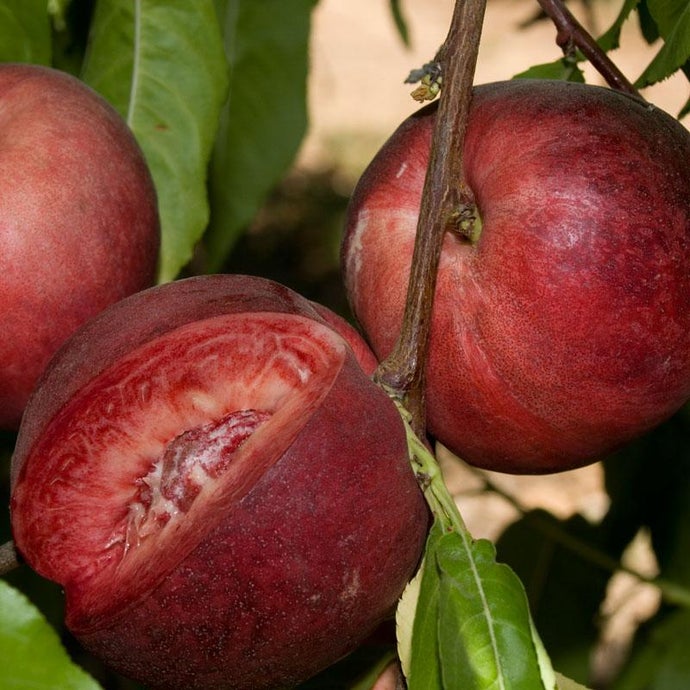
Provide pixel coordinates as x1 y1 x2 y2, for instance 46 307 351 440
394 400 469 535
536 0 640 97
0 540 20 576
374 0 487 437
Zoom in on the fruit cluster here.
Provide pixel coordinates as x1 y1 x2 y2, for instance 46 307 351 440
5 63 690 689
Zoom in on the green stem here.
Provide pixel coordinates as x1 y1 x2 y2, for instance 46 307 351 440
393 398 468 536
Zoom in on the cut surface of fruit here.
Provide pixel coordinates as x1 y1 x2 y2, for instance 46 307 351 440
11 312 346 616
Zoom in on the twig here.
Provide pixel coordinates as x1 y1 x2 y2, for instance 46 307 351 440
0 540 20 576
475 470 690 608
375 0 487 437
536 0 640 97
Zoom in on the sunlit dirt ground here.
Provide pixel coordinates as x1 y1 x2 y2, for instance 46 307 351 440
299 0 686 175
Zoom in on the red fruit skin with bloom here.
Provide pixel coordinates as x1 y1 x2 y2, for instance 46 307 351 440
343 79 690 473
78 353 420 690
10 274 427 690
0 63 159 429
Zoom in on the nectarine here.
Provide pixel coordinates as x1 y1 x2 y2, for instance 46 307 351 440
343 80 690 473
0 63 159 429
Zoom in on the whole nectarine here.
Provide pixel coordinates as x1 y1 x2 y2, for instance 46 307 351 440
343 79 690 473
0 63 159 429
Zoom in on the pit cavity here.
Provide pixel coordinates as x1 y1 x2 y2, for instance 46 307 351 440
123 408 271 552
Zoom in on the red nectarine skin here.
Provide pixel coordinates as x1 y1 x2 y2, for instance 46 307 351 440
0 63 159 429
10 275 427 690
343 79 690 473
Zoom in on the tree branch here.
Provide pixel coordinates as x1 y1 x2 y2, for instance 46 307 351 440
375 0 487 437
536 0 640 97
475 470 690 608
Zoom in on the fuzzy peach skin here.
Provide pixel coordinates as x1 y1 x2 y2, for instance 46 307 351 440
11 274 427 690
0 63 159 429
343 79 690 473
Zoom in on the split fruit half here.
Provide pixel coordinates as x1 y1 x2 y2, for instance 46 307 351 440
10 274 428 690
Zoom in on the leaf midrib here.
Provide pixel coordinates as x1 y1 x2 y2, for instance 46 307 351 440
126 0 142 126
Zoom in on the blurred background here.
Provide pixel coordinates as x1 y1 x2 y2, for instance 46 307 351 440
300 0 685 174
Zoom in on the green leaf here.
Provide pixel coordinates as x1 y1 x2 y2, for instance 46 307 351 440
637 0 661 44
394 410 555 690
646 0 689 35
396 554 424 680
635 0 690 86
203 0 315 272
81 0 229 283
680 95 690 118
597 0 640 51
0 0 51 64
513 58 585 83
612 609 690 689
496 511 613 683
390 0 411 48
435 531 548 689
402 523 551 690
556 672 591 690
0 579 102 689
406 525 444 690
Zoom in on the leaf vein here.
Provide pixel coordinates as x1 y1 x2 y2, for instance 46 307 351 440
126 0 142 126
